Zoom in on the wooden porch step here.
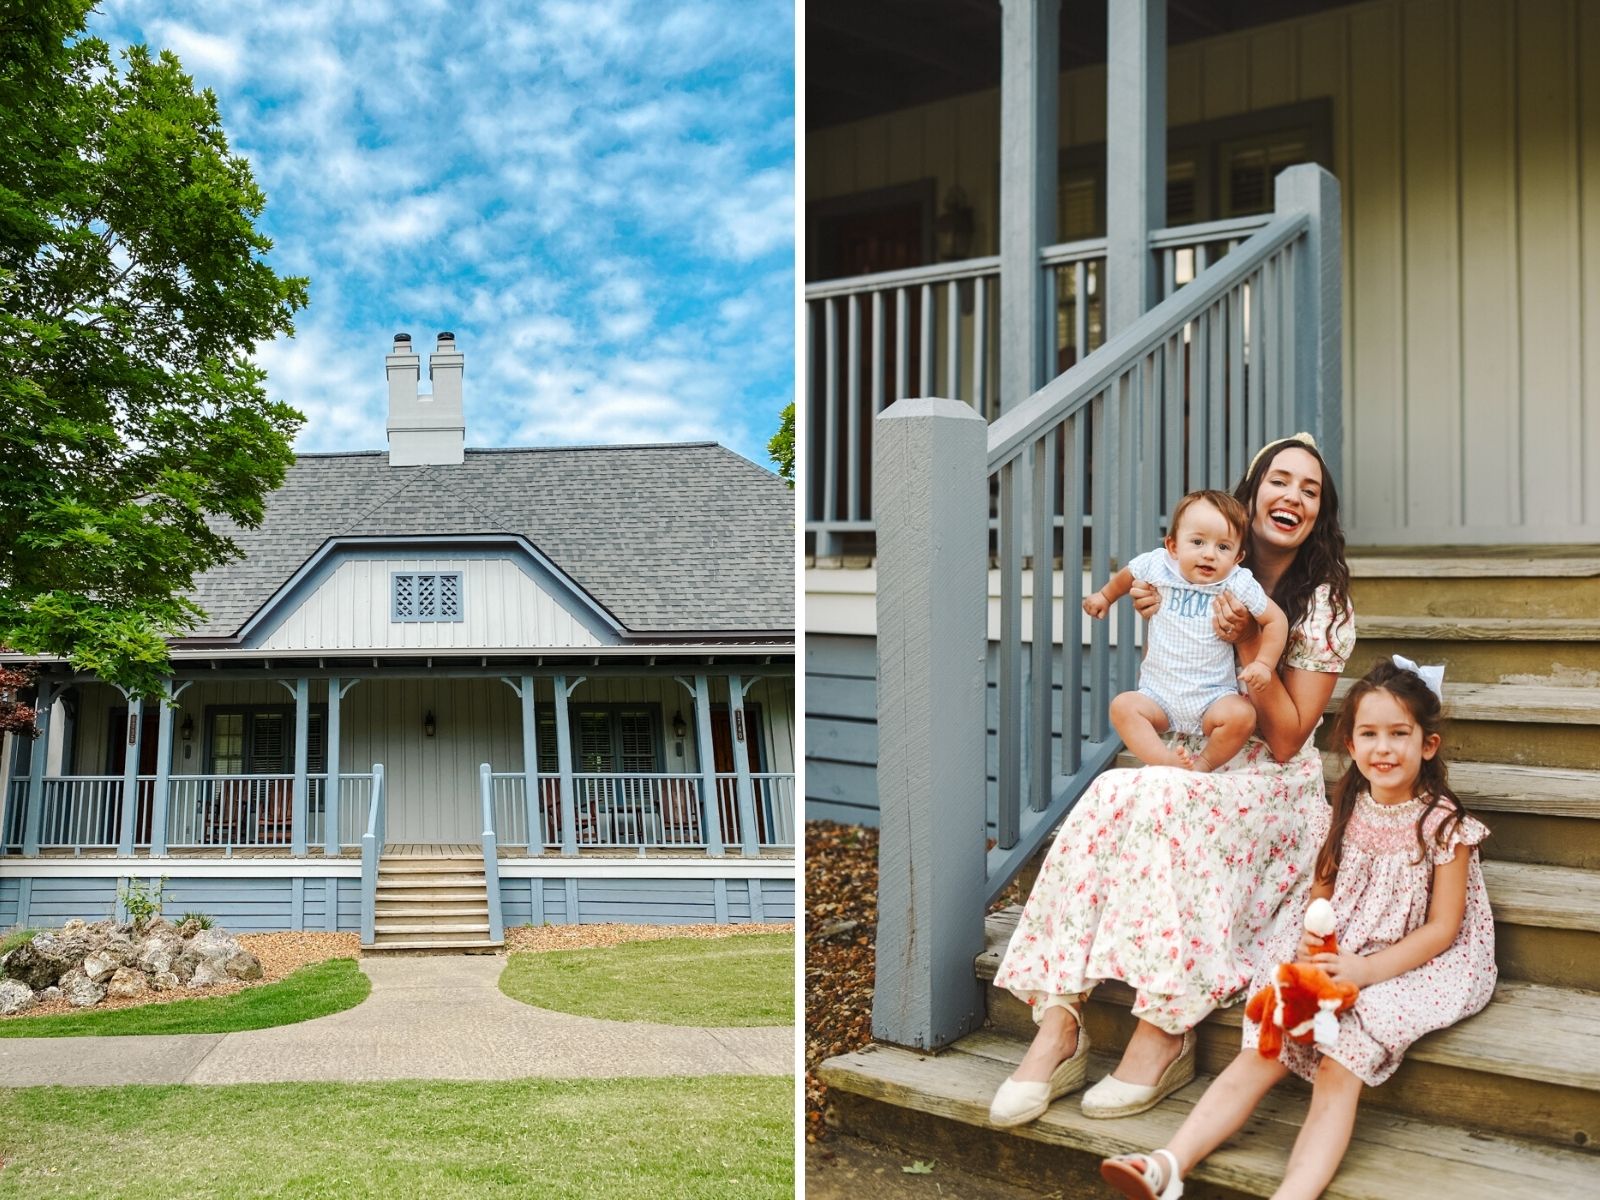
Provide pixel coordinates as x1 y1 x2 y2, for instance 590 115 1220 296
1356 615 1600 641
374 903 489 917
819 1041 1599 1199
365 936 502 953
376 928 492 940
375 886 487 902
375 873 487 887
1328 678 1600 725
1347 551 1600 577
375 861 486 875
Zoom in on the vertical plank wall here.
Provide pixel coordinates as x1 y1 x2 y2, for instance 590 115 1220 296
806 0 1600 544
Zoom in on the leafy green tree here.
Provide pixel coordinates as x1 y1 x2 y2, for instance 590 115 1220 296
768 401 794 487
0 1 307 708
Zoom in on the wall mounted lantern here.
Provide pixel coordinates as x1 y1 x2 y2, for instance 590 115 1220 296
423 710 436 738
935 185 976 262
672 711 688 739
179 714 195 742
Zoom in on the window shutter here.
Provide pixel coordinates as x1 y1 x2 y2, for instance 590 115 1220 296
249 713 287 772
578 711 612 772
618 711 655 772
308 713 326 774
536 711 558 773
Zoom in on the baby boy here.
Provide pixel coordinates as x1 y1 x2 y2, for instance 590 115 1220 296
1083 489 1288 772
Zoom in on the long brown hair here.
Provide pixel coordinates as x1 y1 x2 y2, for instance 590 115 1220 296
1317 658 1466 885
1233 438 1353 662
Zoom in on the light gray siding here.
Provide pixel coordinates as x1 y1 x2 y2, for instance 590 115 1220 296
808 0 1600 545
806 635 880 826
0 876 18 926
19 877 118 925
497 875 792 926
256 555 605 652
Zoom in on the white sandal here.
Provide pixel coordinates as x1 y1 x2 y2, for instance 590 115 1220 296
1100 1148 1184 1199
1081 1029 1196 1119
987 997 1091 1127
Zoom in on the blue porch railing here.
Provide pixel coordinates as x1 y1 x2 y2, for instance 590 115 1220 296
871 165 1342 1050
359 763 387 947
477 764 505 943
3 771 378 856
484 769 796 855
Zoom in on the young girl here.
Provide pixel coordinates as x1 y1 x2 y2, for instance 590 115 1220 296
1097 656 1497 1200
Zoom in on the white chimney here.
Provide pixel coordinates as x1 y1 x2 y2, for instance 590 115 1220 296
386 331 465 466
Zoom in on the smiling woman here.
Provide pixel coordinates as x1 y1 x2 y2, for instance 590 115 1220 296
990 435 1357 1126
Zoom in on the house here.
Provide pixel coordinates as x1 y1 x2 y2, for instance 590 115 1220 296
0 332 796 949
807 2 1600 1194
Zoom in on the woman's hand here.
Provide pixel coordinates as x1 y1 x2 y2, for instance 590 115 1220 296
1130 579 1160 619
1295 931 1326 963
1213 591 1258 645
1309 948 1374 989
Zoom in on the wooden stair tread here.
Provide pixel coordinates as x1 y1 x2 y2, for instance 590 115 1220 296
375 888 486 900
374 922 491 933
1347 551 1600 578
377 862 486 873
1356 615 1600 640
1479 860 1600 932
978 912 1600 1090
1328 679 1600 724
819 1041 1598 1199
1111 751 1600 818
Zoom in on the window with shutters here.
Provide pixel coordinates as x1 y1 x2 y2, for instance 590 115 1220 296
536 705 660 774
391 571 463 622
206 707 327 774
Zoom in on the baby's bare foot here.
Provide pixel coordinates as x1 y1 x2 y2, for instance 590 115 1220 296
1175 746 1215 773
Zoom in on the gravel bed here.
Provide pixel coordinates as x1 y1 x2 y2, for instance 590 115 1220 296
506 922 794 954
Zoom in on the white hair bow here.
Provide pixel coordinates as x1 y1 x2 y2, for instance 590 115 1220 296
1391 654 1445 700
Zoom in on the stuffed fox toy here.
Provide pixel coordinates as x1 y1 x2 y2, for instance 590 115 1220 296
1246 898 1360 1058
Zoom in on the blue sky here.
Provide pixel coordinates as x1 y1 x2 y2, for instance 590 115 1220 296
96 0 795 467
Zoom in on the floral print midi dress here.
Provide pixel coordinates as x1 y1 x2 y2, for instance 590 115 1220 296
993 585 1355 1034
1241 795 1497 1086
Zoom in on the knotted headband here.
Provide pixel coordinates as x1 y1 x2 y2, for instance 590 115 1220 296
1247 431 1319 477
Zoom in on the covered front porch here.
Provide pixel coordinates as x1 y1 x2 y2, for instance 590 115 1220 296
1 656 795 861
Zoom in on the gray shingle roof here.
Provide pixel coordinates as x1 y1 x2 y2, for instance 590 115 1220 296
185 444 795 639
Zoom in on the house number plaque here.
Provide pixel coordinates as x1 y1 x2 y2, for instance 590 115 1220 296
127 715 139 746
734 709 745 742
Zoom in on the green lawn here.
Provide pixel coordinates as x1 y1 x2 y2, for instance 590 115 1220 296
500 933 794 1026
0 958 368 1037
0 1077 793 1199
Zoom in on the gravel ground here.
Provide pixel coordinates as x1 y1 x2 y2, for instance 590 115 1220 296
506 921 795 953
4 931 360 1021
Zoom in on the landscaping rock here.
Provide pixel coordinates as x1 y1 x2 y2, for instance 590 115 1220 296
106 966 148 1000
188 958 229 989
60 966 106 1008
2 937 71 990
0 978 35 1015
176 918 201 938
172 944 202 983
150 971 179 992
135 928 184 975
39 986 61 1003
224 951 263 981
81 950 122 984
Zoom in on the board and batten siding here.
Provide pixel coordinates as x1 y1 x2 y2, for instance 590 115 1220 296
255 555 606 651
69 674 794 845
497 875 793 926
808 0 1600 545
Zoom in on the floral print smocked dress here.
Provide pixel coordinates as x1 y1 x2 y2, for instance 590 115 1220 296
1242 794 1497 1086
993 585 1355 1034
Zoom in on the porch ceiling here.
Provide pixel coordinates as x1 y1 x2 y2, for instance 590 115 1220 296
807 0 1367 130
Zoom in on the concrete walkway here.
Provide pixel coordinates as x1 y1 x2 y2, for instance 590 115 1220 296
0 955 794 1086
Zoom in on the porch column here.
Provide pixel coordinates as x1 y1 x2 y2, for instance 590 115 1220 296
998 0 1059 407
21 683 56 856
117 694 144 856
325 679 359 856
553 675 578 855
726 675 760 857
692 674 724 857
1105 0 1165 335
291 677 309 856
0 732 9 858
1275 165 1344 486
519 675 540 852
149 680 188 857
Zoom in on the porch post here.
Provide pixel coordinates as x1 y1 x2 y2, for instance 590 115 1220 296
1274 164 1344 487
291 676 309 856
872 398 989 1049
553 675 578 855
149 680 184 857
520 675 540 852
726 675 760 857
0 732 9 858
692 674 724 857
325 678 342 855
117 694 144 856
21 684 55 856
998 0 1059 407
1105 0 1165 335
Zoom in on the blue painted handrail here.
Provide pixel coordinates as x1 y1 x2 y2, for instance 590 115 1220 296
479 763 504 943
359 762 385 947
